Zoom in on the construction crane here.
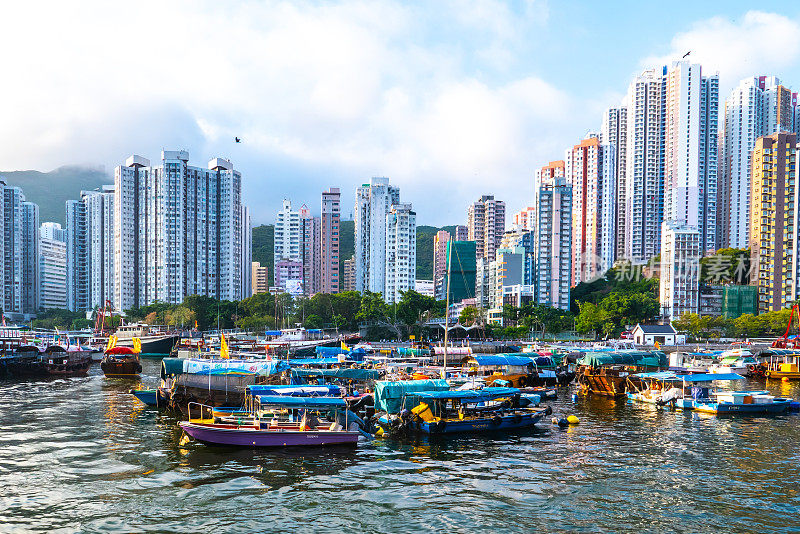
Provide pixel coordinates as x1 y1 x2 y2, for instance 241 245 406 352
772 304 800 348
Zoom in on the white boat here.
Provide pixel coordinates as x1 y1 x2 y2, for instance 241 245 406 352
708 354 759 375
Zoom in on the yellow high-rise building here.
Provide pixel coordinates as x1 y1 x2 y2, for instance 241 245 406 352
749 132 798 313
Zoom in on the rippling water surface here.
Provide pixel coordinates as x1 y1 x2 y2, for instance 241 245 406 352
2 359 800 533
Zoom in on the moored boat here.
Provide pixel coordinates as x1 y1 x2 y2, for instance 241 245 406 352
131 388 158 406
376 387 551 435
627 372 792 415
101 341 143 377
576 350 667 398
179 397 360 448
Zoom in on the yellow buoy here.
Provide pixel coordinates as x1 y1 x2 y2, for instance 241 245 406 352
567 415 580 425
375 427 385 437
783 377 790 382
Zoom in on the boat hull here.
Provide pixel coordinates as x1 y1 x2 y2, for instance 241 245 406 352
131 389 158 406
101 355 142 377
179 422 359 447
116 334 179 355
692 399 791 415
407 410 546 435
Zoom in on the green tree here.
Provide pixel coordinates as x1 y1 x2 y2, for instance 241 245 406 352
459 305 480 326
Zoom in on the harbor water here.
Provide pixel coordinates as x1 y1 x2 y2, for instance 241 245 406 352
2 359 800 533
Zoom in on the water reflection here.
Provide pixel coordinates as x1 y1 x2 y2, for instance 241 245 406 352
2 359 800 532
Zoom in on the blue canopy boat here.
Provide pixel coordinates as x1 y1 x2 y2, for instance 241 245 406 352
377 387 551 435
626 372 792 415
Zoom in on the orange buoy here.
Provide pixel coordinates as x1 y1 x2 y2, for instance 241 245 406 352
783 377 790 382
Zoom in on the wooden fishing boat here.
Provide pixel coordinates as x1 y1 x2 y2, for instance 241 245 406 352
101 346 142 377
762 353 800 380
179 397 360 448
576 350 667 398
42 346 92 377
377 387 551 435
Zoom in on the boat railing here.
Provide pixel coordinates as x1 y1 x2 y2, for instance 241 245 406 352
187 402 217 423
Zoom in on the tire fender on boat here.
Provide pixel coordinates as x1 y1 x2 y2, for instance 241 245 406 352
491 415 502 426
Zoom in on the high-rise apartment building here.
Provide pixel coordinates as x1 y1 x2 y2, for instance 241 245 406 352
512 207 537 231
533 176 572 310
660 221 701 320
320 188 341 294
354 177 400 296
453 225 469 241
433 230 450 299
722 76 798 248
66 186 115 312
41 222 66 241
298 204 319 296
467 195 505 261
251 261 269 295
749 132 798 313
566 135 615 284
343 256 356 292
624 67 666 262
384 203 416 303
491 246 526 311
601 106 628 259
534 161 565 195
275 199 301 266
663 61 719 255
113 152 250 310
1 181 39 319
39 223 67 310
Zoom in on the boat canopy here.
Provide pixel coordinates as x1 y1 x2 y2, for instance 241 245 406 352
631 371 682 380
291 368 384 380
247 384 343 396
288 357 349 366
374 379 449 413
578 350 667 368
675 373 744 382
462 354 534 367
254 396 348 408
396 347 430 356
161 357 290 378
415 387 520 402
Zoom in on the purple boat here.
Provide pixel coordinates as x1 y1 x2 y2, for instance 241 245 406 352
179 396 360 448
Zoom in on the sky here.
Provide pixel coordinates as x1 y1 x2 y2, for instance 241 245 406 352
1 1 799 226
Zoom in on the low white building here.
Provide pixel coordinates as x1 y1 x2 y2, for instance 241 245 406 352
632 324 685 346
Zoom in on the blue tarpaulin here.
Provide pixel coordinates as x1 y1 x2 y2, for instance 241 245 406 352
291 368 384 381
264 331 282 336
247 384 343 396
288 358 348 366
675 373 743 382
374 379 449 413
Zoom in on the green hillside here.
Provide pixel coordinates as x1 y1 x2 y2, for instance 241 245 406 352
0 165 110 224
252 224 274 274
416 225 456 280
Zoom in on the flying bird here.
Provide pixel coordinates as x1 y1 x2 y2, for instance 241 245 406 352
682 51 691 58
235 137 241 143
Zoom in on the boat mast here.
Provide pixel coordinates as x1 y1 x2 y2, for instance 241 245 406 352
443 238 452 377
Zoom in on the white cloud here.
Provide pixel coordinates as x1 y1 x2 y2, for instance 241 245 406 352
641 11 800 93
0 0 562 224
